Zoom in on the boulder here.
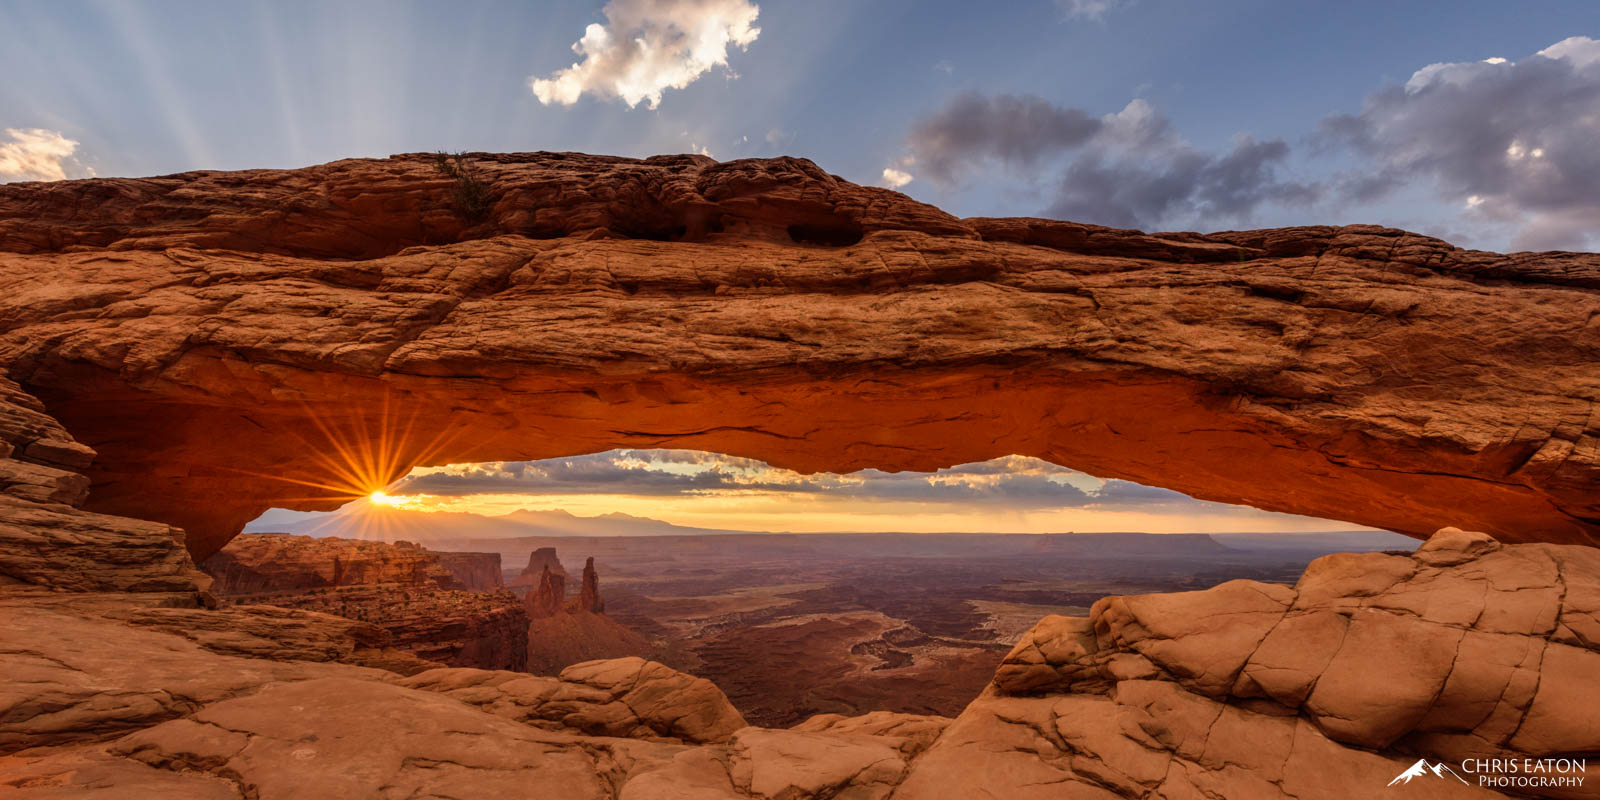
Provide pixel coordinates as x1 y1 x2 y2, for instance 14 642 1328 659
974 529 1600 799
400 656 747 744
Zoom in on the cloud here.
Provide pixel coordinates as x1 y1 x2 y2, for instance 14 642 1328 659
529 0 760 109
880 167 914 189
763 127 794 151
1056 0 1126 20
1047 129 1318 230
1319 35 1600 251
904 92 1101 185
0 128 79 182
895 94 1316 230
393 450 1206 511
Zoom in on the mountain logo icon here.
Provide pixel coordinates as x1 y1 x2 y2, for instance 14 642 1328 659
1388 759 1471 786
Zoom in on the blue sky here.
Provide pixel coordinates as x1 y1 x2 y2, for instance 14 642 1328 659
3 1 1598 249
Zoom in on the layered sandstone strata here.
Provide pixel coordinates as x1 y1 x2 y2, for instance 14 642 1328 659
1 154 1596 557
202 534 464 594
510 547 570 590
434 550 502 591
263 586 530 672
201 533 529 671
0 376 207 594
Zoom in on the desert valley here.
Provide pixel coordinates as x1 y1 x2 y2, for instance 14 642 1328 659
207 517 1413 726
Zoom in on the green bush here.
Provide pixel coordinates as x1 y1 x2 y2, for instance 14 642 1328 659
433 152 492 220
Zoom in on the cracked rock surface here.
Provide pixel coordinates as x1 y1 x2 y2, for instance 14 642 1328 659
962 527 1600 799
400 657 748 745
1 153 1597 555
5 528 1594 798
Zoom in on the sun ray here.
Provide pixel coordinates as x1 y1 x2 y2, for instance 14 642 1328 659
217 388 480 541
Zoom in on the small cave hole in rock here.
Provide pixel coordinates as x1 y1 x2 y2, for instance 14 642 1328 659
230 448 1401 727
787 220 865 247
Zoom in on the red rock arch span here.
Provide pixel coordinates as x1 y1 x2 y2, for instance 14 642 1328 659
2 153 1597 559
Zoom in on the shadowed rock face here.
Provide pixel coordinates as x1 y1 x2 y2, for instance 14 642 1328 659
529 565 567 619
199 533 530 671
1 152 1598 558
0 375 207 593
575 556 604 614
510 547 569 588
432 550 502 591
201 534 463 594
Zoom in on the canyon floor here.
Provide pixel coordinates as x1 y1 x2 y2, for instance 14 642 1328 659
431 530 1415 726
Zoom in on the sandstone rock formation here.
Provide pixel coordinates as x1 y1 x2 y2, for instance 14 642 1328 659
403 656 748 744
114 602 443 675
510 546 570 590
274 586 531 671
0 376 208 594
521 553 648 673
529 563 568 618
897 528 1600 800
3 152 1599 798
3 528 1594 799
431 550 503 591
201 533 530 671
2 154 1597 557
0 596 395 755
202 533 463 593
576 555 605 613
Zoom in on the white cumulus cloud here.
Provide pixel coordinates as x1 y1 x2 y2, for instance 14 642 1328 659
530 0 760 109
0 128 79 182
880 167 914 188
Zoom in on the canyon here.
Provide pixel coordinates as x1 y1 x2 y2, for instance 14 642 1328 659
201 533 528 672
1 153 1597 798
424 528 1405 727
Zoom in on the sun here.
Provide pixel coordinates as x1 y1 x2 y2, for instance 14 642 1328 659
368 490 416 508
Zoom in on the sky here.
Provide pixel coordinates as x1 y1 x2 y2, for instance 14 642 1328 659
2 0 1598 250
5 1 1597 534
251 450 1363 535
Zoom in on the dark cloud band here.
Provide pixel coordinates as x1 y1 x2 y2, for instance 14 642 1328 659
393 450 1199 510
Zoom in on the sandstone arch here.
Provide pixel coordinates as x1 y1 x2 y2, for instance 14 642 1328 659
2 152 1598 562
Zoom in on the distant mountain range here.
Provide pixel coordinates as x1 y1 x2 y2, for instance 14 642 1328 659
244 505 751 539
244 505 1415 551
